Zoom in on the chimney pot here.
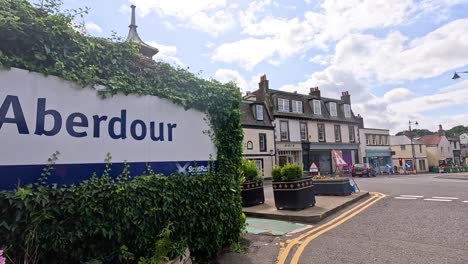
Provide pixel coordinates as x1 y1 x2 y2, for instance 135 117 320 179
309 87 321 97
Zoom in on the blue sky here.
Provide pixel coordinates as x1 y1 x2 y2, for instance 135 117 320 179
59 0 468 133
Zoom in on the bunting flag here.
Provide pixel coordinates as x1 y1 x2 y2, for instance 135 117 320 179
332 150 348 167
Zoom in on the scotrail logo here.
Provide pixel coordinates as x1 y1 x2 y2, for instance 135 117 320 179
176 162 209 175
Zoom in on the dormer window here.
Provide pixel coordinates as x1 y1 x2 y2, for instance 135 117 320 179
329 102 337 117
255 104 264 121
313 100 321 115
278 98 289 112
344 104 351 118
292 100 303 113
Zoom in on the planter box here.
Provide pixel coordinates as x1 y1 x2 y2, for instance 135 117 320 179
443 167 451 173
241 181 265 207
272 177 315 210
312 178 352 196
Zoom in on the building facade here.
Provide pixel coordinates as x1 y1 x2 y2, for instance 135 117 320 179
240 99 276 178
448 137 461 165
252 75 361 175
390 135 429 172
359 128 391 172
417 126 453 167
460 133 468 145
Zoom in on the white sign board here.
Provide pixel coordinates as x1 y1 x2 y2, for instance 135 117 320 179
0 68 216 189
309 162 318 173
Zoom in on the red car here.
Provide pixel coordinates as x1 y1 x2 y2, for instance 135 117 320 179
352 163 377 177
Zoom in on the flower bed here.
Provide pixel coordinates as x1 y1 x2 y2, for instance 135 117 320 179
272 164 315 210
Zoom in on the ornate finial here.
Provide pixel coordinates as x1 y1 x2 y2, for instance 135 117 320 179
125 5 159 58
130 5 136 27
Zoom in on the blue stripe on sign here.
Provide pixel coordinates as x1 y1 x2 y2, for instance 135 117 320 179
0 160 212 190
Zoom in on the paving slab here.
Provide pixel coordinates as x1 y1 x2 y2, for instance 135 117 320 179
245 217 312 235
243 191 369 224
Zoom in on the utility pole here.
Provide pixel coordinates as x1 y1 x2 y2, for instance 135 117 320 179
409 120 418 173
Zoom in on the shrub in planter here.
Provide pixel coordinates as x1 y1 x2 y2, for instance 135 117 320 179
241 159 264 207
272 164 315 210
312 176 352 196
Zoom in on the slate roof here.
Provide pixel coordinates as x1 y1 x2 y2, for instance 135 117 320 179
417 135 442 145
240 101 273 128
390 135 422 145
254 89 360 124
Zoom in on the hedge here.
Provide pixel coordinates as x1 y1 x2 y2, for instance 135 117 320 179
0 0 244 263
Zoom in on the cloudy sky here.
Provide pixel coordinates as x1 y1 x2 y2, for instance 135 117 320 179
63 0 468 133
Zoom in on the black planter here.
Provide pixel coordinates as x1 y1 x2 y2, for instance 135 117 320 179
242 181 265 207
272 177 315 210
312 178 352 196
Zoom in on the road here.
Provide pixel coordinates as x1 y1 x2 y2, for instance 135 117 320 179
291 173 468 264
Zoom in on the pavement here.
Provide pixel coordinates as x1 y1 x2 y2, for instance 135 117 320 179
434 173 468 180
243 180 369 223
217 173 468 264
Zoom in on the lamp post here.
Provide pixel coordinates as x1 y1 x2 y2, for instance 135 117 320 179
452 71 468 80
409 120 418 173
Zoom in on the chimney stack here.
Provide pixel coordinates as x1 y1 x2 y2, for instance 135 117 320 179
341 91 351 104
257 74 269 103
438 124 445 136
309 87 321 97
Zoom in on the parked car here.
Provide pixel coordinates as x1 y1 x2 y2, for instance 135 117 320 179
352 163 376 177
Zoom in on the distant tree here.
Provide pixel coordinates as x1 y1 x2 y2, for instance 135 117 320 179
396 129 434 137
446 125 468 138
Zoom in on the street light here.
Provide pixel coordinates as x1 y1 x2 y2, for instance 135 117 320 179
409 120 418 173
452 71 468 80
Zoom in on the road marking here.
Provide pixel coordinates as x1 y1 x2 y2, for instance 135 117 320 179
277 192 385 264
424 198 452 202
463 201 468 203
431 197 458 200
400 195 424 198
394 197 417 200
276 193 384 264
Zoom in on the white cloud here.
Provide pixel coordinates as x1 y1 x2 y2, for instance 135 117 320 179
280 67 370 102
212 38 278 70
125 0 235 36
147 41 183 66
85 22 103 34
330 19 468 83
309 54 332 66
212 0 465 70
352 83 468 133
213 69 248 93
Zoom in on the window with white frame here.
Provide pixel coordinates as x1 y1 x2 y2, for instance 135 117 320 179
280 121 289 141
343 104 351 118
255 104 263 121
278 98 289 112
366 135 370 145
349 126 355 142
300 122 308 141
318 123 326 142
334 125 341 142
292 100 303 113
313 100 321 115
329 102 337 117
259 133 267 152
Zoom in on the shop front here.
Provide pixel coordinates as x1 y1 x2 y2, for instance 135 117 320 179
304 143 359 175
277 142 303 167
365 150 392 173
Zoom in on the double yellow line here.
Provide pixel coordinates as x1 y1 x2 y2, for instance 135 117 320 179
277 192 386 264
